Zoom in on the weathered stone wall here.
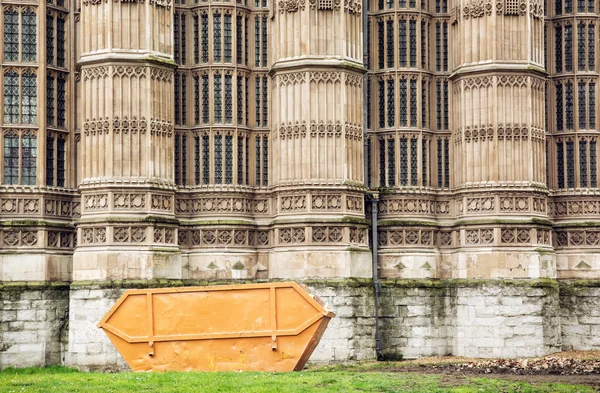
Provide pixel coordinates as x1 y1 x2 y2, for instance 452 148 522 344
0 282 69 369
559 281 600 351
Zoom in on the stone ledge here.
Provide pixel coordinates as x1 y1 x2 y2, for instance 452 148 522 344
0 281 71 291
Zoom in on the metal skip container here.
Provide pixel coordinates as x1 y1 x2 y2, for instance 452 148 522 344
97 282 335 372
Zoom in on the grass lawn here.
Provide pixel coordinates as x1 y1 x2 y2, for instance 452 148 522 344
0 366 594 393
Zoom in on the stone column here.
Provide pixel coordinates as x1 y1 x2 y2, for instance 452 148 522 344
73 0 180 281
449 0 553 278
269 0 371 278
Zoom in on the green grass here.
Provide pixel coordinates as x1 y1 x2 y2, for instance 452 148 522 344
0 366 594 393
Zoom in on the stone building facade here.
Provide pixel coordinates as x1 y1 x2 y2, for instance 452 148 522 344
0 0 600 370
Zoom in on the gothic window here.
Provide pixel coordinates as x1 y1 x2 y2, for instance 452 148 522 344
201 14 209 63
399 78 407 126
194 14 199 63
262 16 267 67
591 140 597 187
224 14 232 62
565 23 573 72
379 80 385 128
421 79 428 128
3 131 36 185
557 140 565 187
387 0 394 7
175 73 180 125
442 22 448 71
195 136 201 184
46 134 54 186
399 19 407 67
546 140 549 185
47 73 55 126
578 0 584 12
436 79 442 129
565 0 572 13
237 136 244 184
214 74 222 122
181 135 187 186
174 13 180 63
22 8 36 62
202 135 210 184
181 13 187 64
46 72 66 128
255 16 261 66
378 21 384 69
4 70 19 123
589 24 595 70
225 135 233 184
225 74 233 123
379 0 384 9
422 138 427 186
580 140 588 186
255 76 261 126
579 81 587 128
555 25 562 73
386 20 394 68
367 20 371 69
421 20 427 69
236 15 243 64
388 79 396 127
4 69 37 125
245 76 249 124
46 13 54 64
262 135 268 185
410 79 417 127
436 0 441 12
174 134 186 185
409 20 416 67
244 17 249 66
555 0 562 13
255 135 261 186
181 75 187 125
566 139 575 187
399 136 407 185
588 0 595 11
262 77 268 126
202 74 209 123
214 13 222 62
379 138 386 185
56 136 65 187
578 23 585 71
544 24 547 68
194 75 200 124
214 134 223 183
410 137 417 186
437 138 443 187
19 73 35 124
565 81 573 129
388 138 396 186
245 136 249 184
556 83 563 130
444 138 449 187
367 137 372 187
399 0 405 8
590 83 596 129
435 22 441 71
237 75 244 124
174 72 186 125
410 0 416 8
4 8 18 62
57 75 65 127
367 77 371 128
442 0 447 12
443 80 449 129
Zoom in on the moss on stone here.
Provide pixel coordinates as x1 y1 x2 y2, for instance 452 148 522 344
179 220 256 227
554 221 600 228
0 220 74 228
0 281 70 291
452 218 553 227
377 220 439 228
271 217 369 226
143 55 178 67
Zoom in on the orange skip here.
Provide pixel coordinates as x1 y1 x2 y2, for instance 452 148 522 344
97 282 335 372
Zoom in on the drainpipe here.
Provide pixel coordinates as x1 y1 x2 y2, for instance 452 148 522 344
362 0 383 361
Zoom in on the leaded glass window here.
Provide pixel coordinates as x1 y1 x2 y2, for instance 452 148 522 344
367 77 371 128
262 135 268 185
379 138 386 185
580 140 588 186
47 13 55 64
47 74 55 126
236 15 243 64
379 80 385 128
175 74 180 125
195 136 201 185
387 0 393 8
399 79 407 126
379 0 384 9
410 79 417 127
224 14 232 62
444 138 449 187
202 14 209 63
566 81 574 129
400 137 407 185
175 135 181 184
388 79 395 127
590 83 596 129
225 74 233 123
588 0 595 11
388 138 396 186
214 13 222 62
237 75 244 124
437 138 442 187
237 136 244 184
589 24 595 70
386 20 394 68
46 134 55 186
255 76 261 126
245 136 249 184
174 14 180 63
21 133 36 185
4 8 18 62
3 133 19 184
399 20 407 67
57 75 65 127
57 136 65 187
436 80 442 130
443 80 449 129
399 0 405 8
225 135 233 184
409 20 417 67
578 81 586 128
181 75 187 125
422 139 427 186
555 26 562 73
255 135 261 185
565 0 572 13
22 70 37 124
567 140 575 187
421 20 427 69
367 138 372 187
262 16 267 67
367 20 371 69
255 16 261 66
4 71 18 123
202 74 209 123
435 22 441 71
565 23 572 72
378 21 384 69
591 140 597 187
194 75 200 124
215 134 223 183
181 14 187 64
194 15 199 63
182 135 187 186
245 76 249 124
214 74 222 122
262 77 268 126
442 22 448 71
410 138 417 186
578 23 585 71
556 83 563 130
245 17 249 66
422 80 427 127
22 9 36 62
555 0 562 14
578 0 584 12
57 15 65 67
202 135 210 184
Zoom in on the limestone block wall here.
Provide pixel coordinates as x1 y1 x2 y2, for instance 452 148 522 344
0 282 69 369
559 281 600 351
